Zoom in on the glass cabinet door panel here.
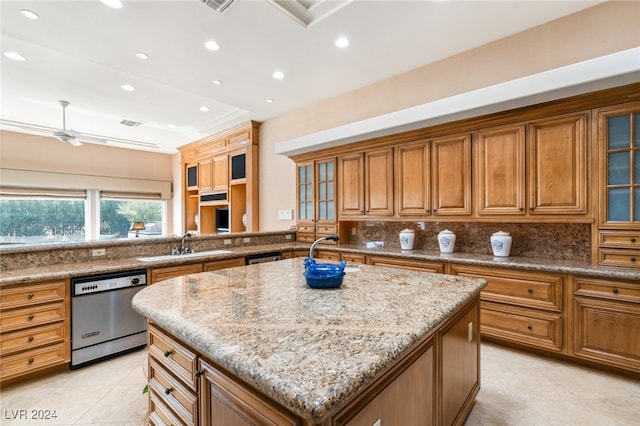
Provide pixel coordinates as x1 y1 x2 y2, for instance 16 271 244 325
636 188 640 221
608 188 630 221
635 153 640 184
608 115 630 149
608 152 630 185
327 201 335 220
635 113 640 147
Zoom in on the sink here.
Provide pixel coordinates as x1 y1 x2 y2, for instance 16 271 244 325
137 250 234 262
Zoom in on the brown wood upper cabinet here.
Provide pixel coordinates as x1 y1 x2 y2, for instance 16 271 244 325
476 125 526 215
527 113 587 215
431 133 472 216
339 149 394 217
396 140 431 216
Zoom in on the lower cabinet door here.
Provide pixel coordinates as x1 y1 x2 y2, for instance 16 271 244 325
199 358 298 426
573 296 640 373
343 345 434 426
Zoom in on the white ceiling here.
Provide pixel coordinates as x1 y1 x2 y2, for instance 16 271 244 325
0 0 606 154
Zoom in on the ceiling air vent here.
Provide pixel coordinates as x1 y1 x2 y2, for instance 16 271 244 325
120 119 142 127
201 0 237 14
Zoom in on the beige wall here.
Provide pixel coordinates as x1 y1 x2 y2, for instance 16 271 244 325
258 1 640 231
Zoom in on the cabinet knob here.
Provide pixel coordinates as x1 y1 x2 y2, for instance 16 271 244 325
527 289 533 294
28 314 34 321
164 350 173 357
519 208 524 211
631 257 637 262
195 370 203 378
28 358 34 364
613 288 619 294
164 387 173 395
28 293 34 299
529 208 534 211
28 336 34 342
527 325 532 331
631 238 637 243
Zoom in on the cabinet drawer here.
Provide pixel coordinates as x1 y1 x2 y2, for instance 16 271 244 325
150 264 204 284
316 251 340 261
316 225 338 235
0 322 65 356
149 357 197 425
149 324 198 391
599 249 640 268
450 265 563 312
296 233 316 243
296 224 315 233
369 256 444 273
0 342 67 382
203 257 245 272
149 389 187 426
341 253 366 265
480 302 563 352
599 231 640 249
0 303 65 333
574 277 640 303
0 281 65 310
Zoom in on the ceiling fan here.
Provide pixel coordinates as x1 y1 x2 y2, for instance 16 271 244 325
52 100 107 146
0 100 108 146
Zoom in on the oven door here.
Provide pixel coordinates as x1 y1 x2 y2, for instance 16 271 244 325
71 286 147 351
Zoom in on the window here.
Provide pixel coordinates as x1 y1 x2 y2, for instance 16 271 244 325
0 188 86 244
100 192 165 239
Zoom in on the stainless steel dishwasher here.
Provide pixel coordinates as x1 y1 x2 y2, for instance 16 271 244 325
70 269 147 368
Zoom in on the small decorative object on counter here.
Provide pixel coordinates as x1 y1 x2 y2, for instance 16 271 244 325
491 231 512 257
303 258 346 289
242 212 247 230
438 229 456 253
399 229 415 250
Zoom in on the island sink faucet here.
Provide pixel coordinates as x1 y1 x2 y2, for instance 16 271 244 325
309 235 339 259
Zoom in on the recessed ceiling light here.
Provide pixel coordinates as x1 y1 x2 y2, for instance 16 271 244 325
20 9 39 20
199 106 209 112
136 52 149 59
205 41 220 51
3 52 26 61
100 0 123 9
212 80 222 85
272 71 284 80
120 84 135 92
266 99 274 103
335 37 349 48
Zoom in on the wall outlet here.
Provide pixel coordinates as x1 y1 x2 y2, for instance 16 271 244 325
351 227 357 235
278 209 293 220
224 239 232 245
285 234 292 240
92 248 106 257
244 237 251 243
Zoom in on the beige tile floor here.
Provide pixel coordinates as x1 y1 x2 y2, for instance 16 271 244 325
1 343 639 425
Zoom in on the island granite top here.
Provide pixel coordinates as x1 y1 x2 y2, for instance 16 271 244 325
132 258 486 421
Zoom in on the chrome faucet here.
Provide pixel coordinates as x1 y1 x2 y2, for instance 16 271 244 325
181 232 192 254
309 235 339 259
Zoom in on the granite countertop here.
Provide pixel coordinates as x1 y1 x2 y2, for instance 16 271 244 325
131 258 486 422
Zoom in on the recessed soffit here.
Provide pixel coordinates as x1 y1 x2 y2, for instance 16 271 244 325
265 0 354 27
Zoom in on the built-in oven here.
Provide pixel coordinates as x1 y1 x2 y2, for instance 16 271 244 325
70 269 147 368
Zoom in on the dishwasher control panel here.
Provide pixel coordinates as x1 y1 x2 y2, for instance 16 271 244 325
72 269 147 296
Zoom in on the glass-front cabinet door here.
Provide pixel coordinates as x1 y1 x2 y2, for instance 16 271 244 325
602 106 640 225
316 159 335 222
297 163 314 222
598 102 640 268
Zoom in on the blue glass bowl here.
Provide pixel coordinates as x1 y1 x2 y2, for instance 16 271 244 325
303 258 346 289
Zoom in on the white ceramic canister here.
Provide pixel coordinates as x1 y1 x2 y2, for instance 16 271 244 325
491 231 512 257
438 229 456 253
399 229 415 250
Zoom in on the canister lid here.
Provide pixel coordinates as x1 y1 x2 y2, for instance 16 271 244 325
439 229 454 234
492 231 510 236
400 228 414 233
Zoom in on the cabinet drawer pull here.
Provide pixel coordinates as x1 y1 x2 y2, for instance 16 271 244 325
28 358 34 364
28 314 34 321
164 387 173 395
527 325 532 331
195 370 203 378
28 336 34 342
527 289 533 294
631 257 637 262
28 293 34 299
613 288 619 294
631 238 637 243
164 350 173 357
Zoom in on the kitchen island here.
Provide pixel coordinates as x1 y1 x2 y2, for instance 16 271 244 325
132 258 486 425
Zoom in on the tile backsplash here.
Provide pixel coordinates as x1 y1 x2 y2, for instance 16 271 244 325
347 221 591 262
